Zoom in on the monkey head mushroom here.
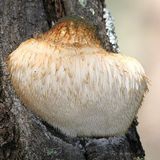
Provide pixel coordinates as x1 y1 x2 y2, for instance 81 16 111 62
7 17 148 137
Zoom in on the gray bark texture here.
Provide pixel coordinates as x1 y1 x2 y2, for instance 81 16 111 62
0 0 145 160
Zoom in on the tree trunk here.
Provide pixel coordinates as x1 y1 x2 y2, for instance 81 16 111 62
0 0 145 159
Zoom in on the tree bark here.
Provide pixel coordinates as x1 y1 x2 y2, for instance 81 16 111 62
0 0 145 160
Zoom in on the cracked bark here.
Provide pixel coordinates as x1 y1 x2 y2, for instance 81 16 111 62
0 0 145 159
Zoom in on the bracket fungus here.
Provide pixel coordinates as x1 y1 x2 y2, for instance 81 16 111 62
7 17 148 137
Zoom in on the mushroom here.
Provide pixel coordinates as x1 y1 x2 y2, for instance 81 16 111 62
7 17 148 137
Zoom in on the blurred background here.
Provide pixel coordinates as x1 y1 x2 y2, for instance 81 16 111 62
106 0 160 159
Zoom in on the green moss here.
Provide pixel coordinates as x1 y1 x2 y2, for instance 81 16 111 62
79 0 87 7
47 148 57 156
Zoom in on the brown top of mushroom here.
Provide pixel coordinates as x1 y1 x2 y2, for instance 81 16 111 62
38 17 101 48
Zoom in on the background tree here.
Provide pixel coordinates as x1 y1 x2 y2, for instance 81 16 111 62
0 0 145 159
